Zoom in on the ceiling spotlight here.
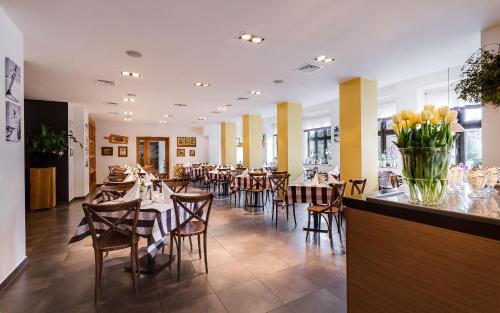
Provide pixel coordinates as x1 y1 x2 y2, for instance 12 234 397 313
217 107 227 111
315 55 335 63
238 32 264 44
194 82 210 87
123 111 133 116
164 114 174 118
121 71 142 78
249 90 262 95
122 97 136 103
198 117 207 120
159 120 167 124
174 103 187 107
123 117 132 122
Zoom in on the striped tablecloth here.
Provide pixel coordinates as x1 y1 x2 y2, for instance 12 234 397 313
69 201 184 258
191 168 203 178
232 176 271 190
286 183 333 205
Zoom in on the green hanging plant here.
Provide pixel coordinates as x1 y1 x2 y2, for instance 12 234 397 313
454 45 500 107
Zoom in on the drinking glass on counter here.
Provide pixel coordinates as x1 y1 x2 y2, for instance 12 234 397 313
466 169 486 198
485 167 498 195
447 166 464 193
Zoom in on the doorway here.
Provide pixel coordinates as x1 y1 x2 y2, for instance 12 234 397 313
136 137 170 177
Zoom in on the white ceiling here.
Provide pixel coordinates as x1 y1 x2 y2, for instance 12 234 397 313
1 0 499 125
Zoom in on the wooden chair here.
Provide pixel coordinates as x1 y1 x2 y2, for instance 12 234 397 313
108 173 129 182
269 173 293 227
349 179 367 195
306 182 346 244
98 183 135 202
228 174 242 207
215 169 231 196
152 179 189 193
169 193 214 281
245 173 267 208
82 199 142 303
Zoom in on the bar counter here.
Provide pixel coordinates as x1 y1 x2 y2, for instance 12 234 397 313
343 189 500 313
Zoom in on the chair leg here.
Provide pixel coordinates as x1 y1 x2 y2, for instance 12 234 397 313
286 205 289 221
177 236 182 281
197 235 202 259
292 204 297 226
189 236 193 251
271 201 274 221
203 233 208 273
131 244 138 293
169 234 174 267
275 203 278 228
334 213 342 242
306 212 311 241
94 251 102 304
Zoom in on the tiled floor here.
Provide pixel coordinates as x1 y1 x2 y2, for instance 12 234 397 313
0 188 347 313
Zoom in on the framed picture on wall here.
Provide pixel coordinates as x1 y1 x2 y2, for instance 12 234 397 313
177 137 196 147
189 150 195 157
5 101 21 142
177 148 185 157
5 57 21 104
118 146 128 157
101 147 113 156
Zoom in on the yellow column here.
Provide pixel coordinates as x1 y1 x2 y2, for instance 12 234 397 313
339 77 378 191
277 101 303 181
220 122 236 166
243 115 263 169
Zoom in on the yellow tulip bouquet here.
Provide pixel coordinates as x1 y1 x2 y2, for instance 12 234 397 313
392 105 460 205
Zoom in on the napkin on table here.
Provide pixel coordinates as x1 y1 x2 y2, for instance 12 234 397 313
122 183 140 201
293 175 304 184
312 174 320 185
328 173 340 184
162 181 174 202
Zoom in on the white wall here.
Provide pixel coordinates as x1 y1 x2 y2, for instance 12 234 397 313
481 23 500 167
0 7 25 284
203 124 221 164
68 103 89 199
95 122 209 183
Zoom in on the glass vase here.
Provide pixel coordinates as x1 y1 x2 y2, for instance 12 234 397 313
399 147 452 205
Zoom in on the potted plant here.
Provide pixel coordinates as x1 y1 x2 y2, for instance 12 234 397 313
27 124 82 210
454 46 500 107
392 105 461 205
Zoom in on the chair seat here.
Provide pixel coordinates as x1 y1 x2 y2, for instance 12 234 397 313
307 205 339 213
247 188 264 193
176 221 206 236
97 231 134 251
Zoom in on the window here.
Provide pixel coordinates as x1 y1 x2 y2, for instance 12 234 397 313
304 126 332 164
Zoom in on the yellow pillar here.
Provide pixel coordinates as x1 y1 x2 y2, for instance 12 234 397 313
243 115 263 169
339 77 378 192
277 101 303 181
221 122 236 166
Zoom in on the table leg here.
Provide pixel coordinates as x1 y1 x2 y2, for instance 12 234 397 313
126 238 174 274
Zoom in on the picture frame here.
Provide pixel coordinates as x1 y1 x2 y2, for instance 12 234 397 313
118 146 128 157
176 148 185 157
177 136 196 147
189 150 195 157
101 147 113 156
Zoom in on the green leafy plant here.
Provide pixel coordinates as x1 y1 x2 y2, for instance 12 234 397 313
28 124 82 156
454 46 500 107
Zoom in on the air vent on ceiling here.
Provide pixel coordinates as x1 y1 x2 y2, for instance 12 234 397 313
174 103 188 107
104 101 118 106
95 79 115 87
211 111 221 114
108 111 120 115
237 97 249 101
295 63 323 74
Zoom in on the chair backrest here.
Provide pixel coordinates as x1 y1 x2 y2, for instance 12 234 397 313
269 173 290 196
99 183 135 199
349 179 367 195
103 181 136 188
170 193 214 232
329 182 347 208
108 173 129 182
249 173 267 190
272 171 288 176
217 169 231 181
152 178 189 193
82 199 142 248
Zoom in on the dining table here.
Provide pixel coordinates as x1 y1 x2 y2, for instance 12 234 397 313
69 197 187 274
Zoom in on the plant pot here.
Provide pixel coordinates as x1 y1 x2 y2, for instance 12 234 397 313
399 147 452 205
30 167 56 210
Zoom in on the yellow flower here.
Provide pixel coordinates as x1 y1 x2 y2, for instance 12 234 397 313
392 113 402 124
424 104 435 112
438 106 450 118
391 123 400 134
411 114 422 125
420 110 432 121
430 114 441 125
446 110 458 123
401 109 414 120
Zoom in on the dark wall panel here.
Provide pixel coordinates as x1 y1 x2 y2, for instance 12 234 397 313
24 99 68 207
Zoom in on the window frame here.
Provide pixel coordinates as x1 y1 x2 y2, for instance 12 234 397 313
304 126 332 163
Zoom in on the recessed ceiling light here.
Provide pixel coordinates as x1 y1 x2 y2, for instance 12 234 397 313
123 111 133 116
218 107 227 111
194 82 210 87
198 117 207 120
159 120 167 124
121 71 142 78
249 90 262 95
122 97 136 103
314 55 335 63
237 97 249 101
123 117 132 122
238 32 264 44
174 103 187 107
126 50 142 58
164 114 174 118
